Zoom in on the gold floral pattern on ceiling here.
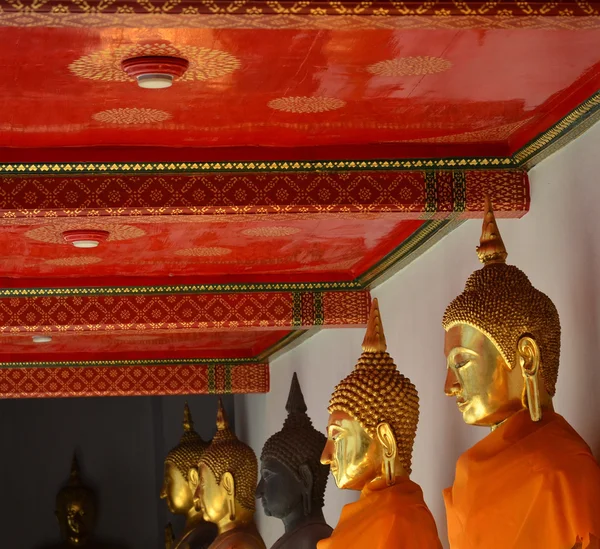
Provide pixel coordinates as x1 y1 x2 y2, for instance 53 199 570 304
45 256 103 266
25 221 145 244
367 56 452 77
69 43 241 82
92 108 171 125
175 247 232 257
241 226 301 237
408 119 533 143
268 96 346 113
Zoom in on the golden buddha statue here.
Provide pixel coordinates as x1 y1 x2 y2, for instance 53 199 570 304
193 399 266 549
257 373 332 549
442 197 600 548
160 403 217 549
318 298 442 549
39 454 126 549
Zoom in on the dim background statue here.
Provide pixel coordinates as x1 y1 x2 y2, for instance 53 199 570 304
37 453 127 549
161 403 217 549
257 372 332 549
442 196 600 548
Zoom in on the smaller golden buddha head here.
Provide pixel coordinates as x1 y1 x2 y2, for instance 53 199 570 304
194 399 257 529
161 403 209 515
443 196 560 426
55 453 97 547
321 298 419 491
257 372 328 520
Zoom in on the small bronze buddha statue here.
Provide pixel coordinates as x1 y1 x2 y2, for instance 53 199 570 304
318 298 442 549
40 454 125 549
257 373 332 549
160 403 217 549
442 197 600 548
193 399 266 549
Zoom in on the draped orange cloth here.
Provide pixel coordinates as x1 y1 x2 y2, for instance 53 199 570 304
444 409 600 549
317 476 442 549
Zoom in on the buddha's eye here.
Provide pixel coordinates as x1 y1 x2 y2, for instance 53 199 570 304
455 360 469 369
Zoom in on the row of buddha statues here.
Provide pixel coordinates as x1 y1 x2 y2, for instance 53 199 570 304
49 198 600 549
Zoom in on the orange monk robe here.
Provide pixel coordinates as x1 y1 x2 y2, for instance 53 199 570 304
317 476 443 549
444 409 600 549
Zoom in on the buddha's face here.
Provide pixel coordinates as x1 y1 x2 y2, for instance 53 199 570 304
160 462 193 515
195 463 229 524
256 457 304 519
56 493 95 546
321 410 379 491
444 324 524 426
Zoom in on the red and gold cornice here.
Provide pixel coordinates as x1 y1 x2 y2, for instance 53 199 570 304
0 290 370 333
0 169 528 219
0 361 269 398
0 1 597 29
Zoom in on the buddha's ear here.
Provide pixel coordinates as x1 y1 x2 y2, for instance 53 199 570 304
376 422 398 486
222 472 236 521
222 472 235 498
298 463 313 515
188 467 199 491
517 335 542 421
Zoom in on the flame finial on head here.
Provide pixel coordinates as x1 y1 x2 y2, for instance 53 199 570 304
182 402 194 432
286 372 308 416
362 298 387 353
69 452 82 486
476 196 508 265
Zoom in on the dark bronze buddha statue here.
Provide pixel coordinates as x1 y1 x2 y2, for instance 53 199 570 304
257 373 332 549
39 453 126 549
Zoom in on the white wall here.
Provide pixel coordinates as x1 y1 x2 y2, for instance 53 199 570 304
235 119 600 548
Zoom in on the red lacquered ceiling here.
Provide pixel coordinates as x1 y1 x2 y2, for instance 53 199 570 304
0 26 598 157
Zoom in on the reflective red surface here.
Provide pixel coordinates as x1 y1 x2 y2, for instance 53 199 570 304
0 27 598 157
0 217 424 285
0 330 291 361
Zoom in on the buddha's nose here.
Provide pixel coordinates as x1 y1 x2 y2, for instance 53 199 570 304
444 368 461 397
255 478 264 499
320 441 333 465
159 485 167 499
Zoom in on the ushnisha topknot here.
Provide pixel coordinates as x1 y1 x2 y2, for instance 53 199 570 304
328 298 419 475
442 196 561 395
261 373 329 507
56 452 95 510
199 398 258 512
165 403 209 481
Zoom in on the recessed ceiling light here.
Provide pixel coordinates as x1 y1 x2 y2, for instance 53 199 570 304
62 230 110 248
32 335 52 343
121 56 189 89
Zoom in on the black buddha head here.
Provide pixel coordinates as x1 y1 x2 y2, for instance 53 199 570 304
256 373 328 521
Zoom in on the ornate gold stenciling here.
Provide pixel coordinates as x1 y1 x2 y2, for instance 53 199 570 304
442 197 561 395
45 256 103 266
25 221 145 244
175 247 232 257
241 226 301 237
69 43 241 82
92 108 171 125
328 298 419 474
409 119 533 144
367 56 452 77
268 96 346 113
